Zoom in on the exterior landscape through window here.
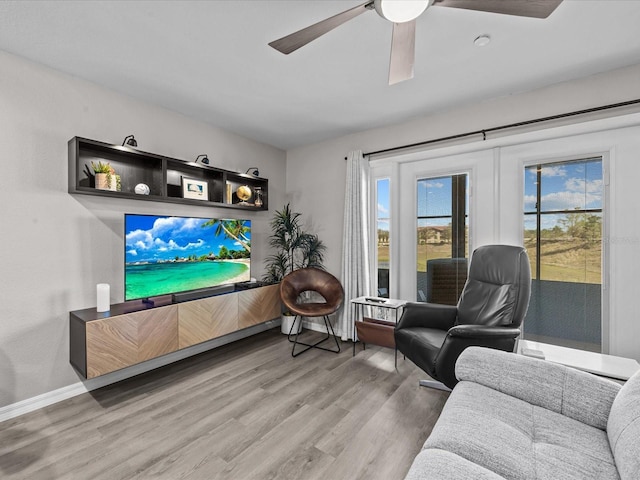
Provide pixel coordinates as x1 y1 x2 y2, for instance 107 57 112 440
523 158 603 352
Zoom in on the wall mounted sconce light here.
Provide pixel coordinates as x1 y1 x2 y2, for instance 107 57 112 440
195 154 210 165
246 167 260 176
122 135 137 147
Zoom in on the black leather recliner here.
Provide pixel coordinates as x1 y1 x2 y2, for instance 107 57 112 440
394 245 531 390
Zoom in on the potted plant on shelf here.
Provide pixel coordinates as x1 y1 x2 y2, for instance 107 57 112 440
91 161 121 191
263 203 326 334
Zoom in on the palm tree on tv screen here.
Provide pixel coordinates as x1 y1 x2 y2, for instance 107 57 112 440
202 219 251 253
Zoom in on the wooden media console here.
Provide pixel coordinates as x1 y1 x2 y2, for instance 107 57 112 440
70 284 280 378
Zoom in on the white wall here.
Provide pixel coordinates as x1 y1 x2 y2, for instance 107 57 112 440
286 63 640 360
0 50 286 408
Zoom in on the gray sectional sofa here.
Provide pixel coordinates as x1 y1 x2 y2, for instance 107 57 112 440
404 346 640 480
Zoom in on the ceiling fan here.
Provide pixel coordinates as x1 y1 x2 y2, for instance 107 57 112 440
269 0 563 85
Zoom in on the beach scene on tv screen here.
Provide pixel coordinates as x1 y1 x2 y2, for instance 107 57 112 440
125 215 251 300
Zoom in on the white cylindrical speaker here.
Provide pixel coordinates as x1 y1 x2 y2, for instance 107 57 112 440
96 283 110 312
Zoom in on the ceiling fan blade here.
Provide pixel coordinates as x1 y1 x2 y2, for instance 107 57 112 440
388 20 416 85
269 1 372 54
432 0 563 19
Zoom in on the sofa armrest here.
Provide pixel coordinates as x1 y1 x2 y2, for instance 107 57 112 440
455 346 621 430
395 302 458 331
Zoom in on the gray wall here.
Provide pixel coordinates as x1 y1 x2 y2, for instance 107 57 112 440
0 50 287 408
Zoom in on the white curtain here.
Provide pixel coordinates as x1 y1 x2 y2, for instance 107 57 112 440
338 150 371 341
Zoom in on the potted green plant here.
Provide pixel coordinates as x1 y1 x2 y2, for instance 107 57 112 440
91 161 121 191
263 203 326 334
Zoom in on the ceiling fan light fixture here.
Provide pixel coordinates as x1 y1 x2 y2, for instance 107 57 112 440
374 0 431 23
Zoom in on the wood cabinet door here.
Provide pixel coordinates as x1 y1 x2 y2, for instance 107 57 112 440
178 293 239 349
136 306 179 362
238 284 281 329
86 305 178 378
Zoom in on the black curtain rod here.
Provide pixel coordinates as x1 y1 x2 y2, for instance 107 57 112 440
344 98 640 160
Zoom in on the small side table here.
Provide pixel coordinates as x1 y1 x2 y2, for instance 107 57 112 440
518 340 640 381
351 297 406 362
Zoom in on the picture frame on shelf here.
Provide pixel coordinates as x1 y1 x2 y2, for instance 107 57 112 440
181 177 208 200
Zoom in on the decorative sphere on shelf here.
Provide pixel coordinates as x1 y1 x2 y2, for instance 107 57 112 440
236 185 252 202
134 183 150 195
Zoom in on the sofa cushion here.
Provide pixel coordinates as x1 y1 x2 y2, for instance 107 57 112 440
423 381 619 480
405 449 505 480
532 403 619 480
607 370 640 480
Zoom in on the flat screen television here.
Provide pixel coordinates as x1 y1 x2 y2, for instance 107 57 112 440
124 214 251 301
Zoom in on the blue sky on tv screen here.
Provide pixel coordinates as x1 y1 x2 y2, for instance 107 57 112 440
125 215 251 264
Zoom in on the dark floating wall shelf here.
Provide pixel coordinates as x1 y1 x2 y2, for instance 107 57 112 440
68 137 269 211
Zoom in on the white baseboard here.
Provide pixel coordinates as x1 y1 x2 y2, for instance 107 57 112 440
0 320 279 423
0 382 91 424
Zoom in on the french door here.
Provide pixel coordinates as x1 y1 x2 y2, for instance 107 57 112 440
523 157 603 352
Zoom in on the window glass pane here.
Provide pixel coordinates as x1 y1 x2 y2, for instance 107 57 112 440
417 176 452 217
524 165 538 214
539 161 602 212
523 158 602 353
416 218 452 263
585 160 604 210
524 214 537 278
377 178 390 298
417 174 468 305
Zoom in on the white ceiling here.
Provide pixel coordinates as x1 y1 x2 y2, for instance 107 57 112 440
1 0 640 150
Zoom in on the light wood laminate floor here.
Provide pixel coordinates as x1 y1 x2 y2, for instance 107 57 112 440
0 329 448 480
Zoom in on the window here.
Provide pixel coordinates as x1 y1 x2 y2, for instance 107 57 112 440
416 174 468 304
523 158 603 351
376 178 390 298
